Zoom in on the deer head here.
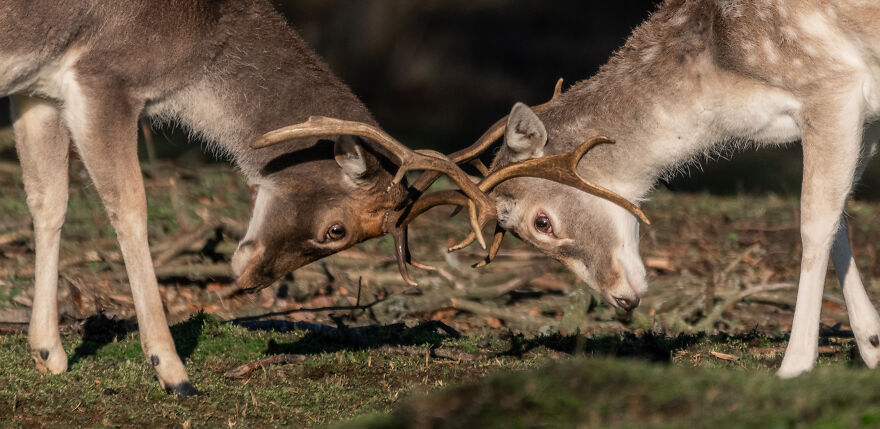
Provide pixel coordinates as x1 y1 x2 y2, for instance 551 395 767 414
230 135 402 289
488 103 650 311
394 80 651 311
232 117 496 290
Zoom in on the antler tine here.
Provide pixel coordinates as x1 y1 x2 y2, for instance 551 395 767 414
386 189 476 283
387 78 565 265
252 116 492 249
408 78 565 193
478 136 650 224
437 136 648 269
473 225 505 268
391 227 419 287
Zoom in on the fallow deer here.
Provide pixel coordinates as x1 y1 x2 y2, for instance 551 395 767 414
413 0 880 378
1 0 497 395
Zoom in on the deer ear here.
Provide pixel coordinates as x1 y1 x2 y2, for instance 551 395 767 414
504 102 548 162
334 135 371 184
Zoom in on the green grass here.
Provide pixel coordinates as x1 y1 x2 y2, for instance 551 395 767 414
0 313 871 428
0 314 549 427
346 355 880 429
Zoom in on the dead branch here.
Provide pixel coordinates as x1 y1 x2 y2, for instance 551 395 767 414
0 228 30 246
694 283 794 332
450 298 557 328
223 354 309 379
153 221 220 266
471 265 552 299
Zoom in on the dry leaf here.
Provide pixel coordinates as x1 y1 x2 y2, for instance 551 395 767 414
484 316 502 329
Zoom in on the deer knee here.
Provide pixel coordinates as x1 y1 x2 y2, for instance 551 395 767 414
26 193 68 234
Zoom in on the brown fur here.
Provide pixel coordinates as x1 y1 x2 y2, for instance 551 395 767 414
0 0 409 393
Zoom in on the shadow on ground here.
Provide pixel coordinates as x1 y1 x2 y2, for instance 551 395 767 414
70 313 206 366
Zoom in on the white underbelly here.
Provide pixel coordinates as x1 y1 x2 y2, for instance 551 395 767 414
715 86 803 146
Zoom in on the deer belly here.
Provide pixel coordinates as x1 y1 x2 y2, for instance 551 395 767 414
716 88 802 146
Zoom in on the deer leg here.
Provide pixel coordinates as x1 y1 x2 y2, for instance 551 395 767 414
831 123 880 368
61 84 196 395
832 222 880 366
777 93 864 378
11 95 70 374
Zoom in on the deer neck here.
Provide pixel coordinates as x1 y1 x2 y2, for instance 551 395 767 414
544 57 721 201
541 2 800 202
149 1 376 182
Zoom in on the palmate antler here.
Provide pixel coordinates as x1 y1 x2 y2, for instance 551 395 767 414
384 79 566 282
406 78 566 196
395 136 651 270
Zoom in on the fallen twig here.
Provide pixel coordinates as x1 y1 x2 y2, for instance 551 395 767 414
153 221 220 266
694 283 795 332
750 345 841 359
224 354 309 379
450 298 557 328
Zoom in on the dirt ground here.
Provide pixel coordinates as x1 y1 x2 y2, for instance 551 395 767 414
1 155 878 427
0 154 870 338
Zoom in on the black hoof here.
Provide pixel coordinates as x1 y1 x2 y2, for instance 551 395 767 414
166 381 201 397
39 349 49 361
870 335 879 347
151 355 160 367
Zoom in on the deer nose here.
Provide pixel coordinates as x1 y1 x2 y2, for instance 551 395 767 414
613 295 640 311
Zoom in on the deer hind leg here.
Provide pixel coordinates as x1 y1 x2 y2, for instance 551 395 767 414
60 82 196 395
831 122 880 368
11 95 70 374
777 90 865 378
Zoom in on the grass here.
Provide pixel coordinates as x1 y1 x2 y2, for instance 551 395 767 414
346 356 880 429
3 158 880 426
0 314 549 427
0 313 872 428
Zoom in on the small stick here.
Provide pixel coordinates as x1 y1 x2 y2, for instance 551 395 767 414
224 354 308 379
153 221 219 266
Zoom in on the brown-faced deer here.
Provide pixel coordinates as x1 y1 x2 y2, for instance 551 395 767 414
1 0 495 395
414 0 880 378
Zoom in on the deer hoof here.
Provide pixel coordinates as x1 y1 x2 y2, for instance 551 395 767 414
166 381 201 397
31 345 68 374
870 335 879 348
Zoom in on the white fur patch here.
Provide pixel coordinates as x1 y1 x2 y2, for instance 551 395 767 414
146 81 250 175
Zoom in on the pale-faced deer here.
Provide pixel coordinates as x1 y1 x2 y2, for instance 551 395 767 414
1 1 495 395
426 0 880 378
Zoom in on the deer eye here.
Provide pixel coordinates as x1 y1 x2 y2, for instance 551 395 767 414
325 223 346 241
534 213 553 235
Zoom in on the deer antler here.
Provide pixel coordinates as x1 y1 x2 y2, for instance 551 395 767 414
396 136 650 269
385 79 565 282
251 116 493 251
407 78 565 195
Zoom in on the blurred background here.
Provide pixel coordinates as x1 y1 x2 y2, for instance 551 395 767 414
1 0 872 198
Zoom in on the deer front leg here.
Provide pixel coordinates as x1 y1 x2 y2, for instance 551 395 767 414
777 93 864 378
831 222 880 367
830 124 880 368
61 85 196 395
11 95 70 374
